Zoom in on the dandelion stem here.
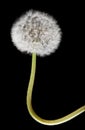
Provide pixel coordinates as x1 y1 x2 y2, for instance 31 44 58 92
26 53 85 126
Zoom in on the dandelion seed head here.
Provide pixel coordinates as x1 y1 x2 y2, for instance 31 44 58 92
11 10 62 56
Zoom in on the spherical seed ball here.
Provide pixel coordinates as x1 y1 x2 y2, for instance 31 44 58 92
11 10 62 56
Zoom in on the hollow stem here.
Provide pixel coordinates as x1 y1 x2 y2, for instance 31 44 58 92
26 53 85 126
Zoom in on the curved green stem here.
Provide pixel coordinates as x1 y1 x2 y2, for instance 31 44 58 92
26 53 85 126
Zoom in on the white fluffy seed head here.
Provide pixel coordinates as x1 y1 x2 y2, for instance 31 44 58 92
11 10 62 56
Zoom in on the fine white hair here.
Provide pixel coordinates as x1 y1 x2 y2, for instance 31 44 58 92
11 10 62 56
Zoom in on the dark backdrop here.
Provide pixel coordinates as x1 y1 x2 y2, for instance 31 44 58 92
1 0 85 129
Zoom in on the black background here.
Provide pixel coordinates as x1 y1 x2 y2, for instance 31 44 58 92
1 0 85 129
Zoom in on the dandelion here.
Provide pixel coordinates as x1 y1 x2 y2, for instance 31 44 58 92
11 10 85 126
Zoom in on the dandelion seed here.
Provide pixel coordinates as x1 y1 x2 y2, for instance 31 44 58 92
11 10 62 56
